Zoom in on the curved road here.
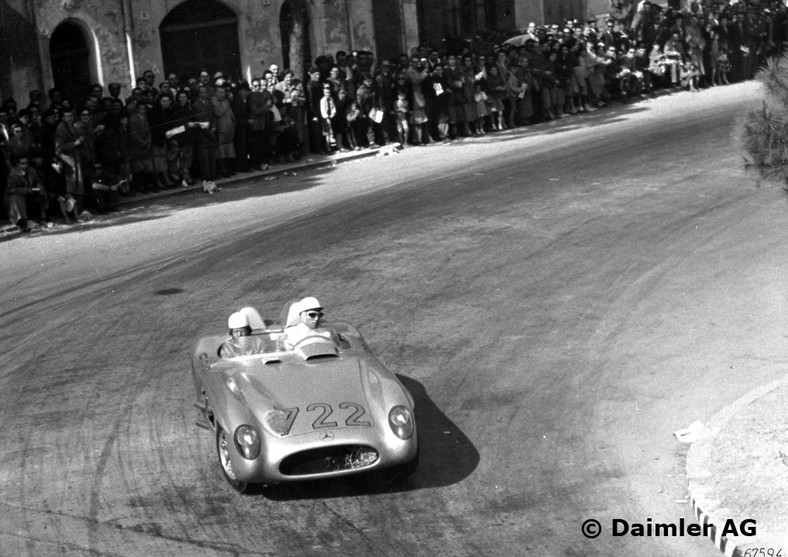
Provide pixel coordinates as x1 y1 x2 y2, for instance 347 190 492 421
1 81 782 556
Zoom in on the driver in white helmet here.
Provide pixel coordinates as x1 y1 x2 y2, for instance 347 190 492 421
284 297 335 350
219 311 266 358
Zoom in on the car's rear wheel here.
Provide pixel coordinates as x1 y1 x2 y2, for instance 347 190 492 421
216 424 250 493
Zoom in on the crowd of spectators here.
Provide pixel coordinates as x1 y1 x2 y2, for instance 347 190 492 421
1 0 785 233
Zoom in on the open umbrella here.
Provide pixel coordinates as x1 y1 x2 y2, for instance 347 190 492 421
503 33 536 47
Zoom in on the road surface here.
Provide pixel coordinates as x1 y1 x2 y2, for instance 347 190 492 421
1 81 782 556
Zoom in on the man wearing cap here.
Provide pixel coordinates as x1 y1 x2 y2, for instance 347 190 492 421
220 311 266 358
284 297 334 350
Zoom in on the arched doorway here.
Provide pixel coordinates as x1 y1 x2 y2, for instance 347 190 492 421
49 20 92 105
279 0 312 80
160 0 240 82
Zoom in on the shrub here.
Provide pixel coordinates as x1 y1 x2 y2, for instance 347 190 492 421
739 53 788 187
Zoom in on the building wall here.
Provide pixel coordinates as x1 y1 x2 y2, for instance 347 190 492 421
514 0 659 28
417 0 517 48
1 0 383 105
0 0 42 102
36 0 130 91
514 0 544 28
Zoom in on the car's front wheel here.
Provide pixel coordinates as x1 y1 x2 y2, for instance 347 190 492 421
216 424 250 493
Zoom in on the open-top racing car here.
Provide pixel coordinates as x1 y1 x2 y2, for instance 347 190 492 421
190 302 418 493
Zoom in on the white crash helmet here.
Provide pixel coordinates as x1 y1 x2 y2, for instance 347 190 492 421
299 297 323 312
228 311 250 329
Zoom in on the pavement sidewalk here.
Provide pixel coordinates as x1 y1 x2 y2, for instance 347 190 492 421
0 146 387 239
115 146 386 206
686 375 788 557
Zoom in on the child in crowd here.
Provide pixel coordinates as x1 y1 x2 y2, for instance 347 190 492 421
681 62 702 92
541 51 559 120
319 85 337 152
166 138 187 186
91 161 127 212
635 46 654 94
345 100 362 150
485 64 507 129
716 48 730 85
334 88 351 151
394 91 410 147
474 82 490 133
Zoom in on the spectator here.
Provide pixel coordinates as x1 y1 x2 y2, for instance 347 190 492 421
192 84 217 181
405 56 430 144
211 85 236 178
663 33 684 86
373 60 395 144
334 88 352 151
354 74 375 147
55 107 87 213
91 161 127 212
319 84 338 151
326 66 346 99
107 82 123 104
147 93 177 188
171 90 198 184
460 55 479 134
393 88 410 147
635 45 655 94
486 63 507 129
76 106 102 209
430 64 452 141
4 154 48 231
3 121 34 164
97 102 131 194
247 78 272 170
345 99 362 150
128 102 156 194
275 70 307 158
540 50 559 120
167 73 180 92
231 81 252 172
305 67 327 153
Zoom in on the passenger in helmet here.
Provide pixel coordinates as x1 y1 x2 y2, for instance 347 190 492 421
219 311 266 357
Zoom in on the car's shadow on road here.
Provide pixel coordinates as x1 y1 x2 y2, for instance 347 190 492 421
259 375 479 500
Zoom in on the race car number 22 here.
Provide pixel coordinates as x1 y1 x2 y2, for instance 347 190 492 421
275 402 371 435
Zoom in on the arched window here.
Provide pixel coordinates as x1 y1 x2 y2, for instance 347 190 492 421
160 0 240 82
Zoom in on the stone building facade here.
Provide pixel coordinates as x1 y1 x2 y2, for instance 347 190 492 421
0 0 634 106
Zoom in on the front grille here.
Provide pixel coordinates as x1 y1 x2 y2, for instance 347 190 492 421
279 445 379 476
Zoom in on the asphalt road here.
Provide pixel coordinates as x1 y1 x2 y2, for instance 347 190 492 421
1 81 784 557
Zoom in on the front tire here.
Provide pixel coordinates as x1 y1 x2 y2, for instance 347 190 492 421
216 424 250 493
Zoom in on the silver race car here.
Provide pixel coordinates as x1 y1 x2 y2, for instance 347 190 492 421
191 304 418 493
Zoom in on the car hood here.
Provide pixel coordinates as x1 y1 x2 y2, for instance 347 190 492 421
234 357 378 435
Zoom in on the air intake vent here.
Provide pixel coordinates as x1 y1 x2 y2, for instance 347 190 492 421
280 445 379 475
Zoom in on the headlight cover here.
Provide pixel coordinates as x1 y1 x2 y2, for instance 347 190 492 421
264 408 294 436
234 424 261 459
388 405 414 440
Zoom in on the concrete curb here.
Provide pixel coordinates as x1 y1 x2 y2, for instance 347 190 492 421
686 376 788 557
